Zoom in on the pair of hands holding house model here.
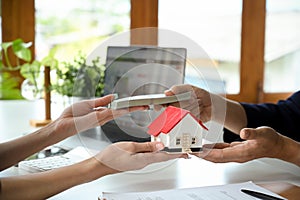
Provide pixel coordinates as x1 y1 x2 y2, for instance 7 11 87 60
0 95 189 200
162 84 300 167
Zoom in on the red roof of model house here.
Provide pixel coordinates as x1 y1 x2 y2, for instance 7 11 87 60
147 106 208 137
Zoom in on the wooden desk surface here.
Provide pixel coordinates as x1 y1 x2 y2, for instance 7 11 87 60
259 182 300 200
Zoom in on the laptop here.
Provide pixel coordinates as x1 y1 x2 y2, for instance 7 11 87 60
101 46 187 143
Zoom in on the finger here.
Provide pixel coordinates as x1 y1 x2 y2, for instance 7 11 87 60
97 109 127 124
138 152 188 166
240 128 257 140
166 84 194 95
75 109 113 129
164 89 175 96
93 94 116 107
152 152 189 160
164 96 199 112
127 105 149 112
132 142 165 153
83 95 115 111
203 143 231 149
153 104 164 111
166 101 192 111
179 98 199 109
230 141 243 147
95 106 147 124
198 142 254 163
185 102 202 117
196 149 237 163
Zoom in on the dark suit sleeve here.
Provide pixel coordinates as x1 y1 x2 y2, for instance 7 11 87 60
223 91 300 142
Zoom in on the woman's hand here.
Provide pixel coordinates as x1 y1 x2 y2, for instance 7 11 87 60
0 142 187 200
194 126 300 166
94 141 188 174
53 94 148 137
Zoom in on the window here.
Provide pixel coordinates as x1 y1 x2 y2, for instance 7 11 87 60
159 0 243 94
35 0 130 61
264 0 300 93
3 0 296 103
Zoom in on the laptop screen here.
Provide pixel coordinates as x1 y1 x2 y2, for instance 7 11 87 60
101 46 187 143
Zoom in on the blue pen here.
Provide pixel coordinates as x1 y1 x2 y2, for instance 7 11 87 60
241 189 285 200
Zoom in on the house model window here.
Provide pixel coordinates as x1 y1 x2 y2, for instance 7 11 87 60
147 106 208 153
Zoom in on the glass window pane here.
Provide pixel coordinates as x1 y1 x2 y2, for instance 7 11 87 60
35 0 130 61
159 0 242 94
264 0 300 92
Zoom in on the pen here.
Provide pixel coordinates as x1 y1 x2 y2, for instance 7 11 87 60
241 189 285 200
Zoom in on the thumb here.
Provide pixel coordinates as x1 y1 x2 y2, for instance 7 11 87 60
133 142 165 153
95 94 116 107
240 128 258 140
164 89 175 96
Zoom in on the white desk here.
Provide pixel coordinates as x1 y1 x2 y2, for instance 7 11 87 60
1 156 299 199
52 158 300 199
0 100 45 141
1 100 300 199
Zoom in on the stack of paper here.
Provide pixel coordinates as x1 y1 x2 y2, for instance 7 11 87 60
99 181 286 200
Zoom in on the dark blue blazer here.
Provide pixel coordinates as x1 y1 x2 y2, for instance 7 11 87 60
224 91 300 142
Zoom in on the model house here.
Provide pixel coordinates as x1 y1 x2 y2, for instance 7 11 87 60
147 106 208 153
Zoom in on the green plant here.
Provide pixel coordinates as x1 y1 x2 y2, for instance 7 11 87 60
52 52 105 98
0 38 58 100
0 39 41 99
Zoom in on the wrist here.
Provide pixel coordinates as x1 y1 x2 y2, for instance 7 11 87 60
210 93 227 124
223 99 247 134
83 157 118 182
49 118 77 141
279 135 300 167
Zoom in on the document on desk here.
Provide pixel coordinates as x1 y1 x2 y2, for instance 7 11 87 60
100 181 286 200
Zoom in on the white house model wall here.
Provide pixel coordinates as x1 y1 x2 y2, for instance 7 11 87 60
151 114 204 152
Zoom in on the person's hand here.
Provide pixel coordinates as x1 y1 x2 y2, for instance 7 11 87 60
194 126 286 163
53 94 148 138
94 141 188 173
163 84 214 123
164 84 244 133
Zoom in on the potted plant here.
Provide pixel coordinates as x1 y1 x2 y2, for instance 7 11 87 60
0 38 57 100
51 52 105 105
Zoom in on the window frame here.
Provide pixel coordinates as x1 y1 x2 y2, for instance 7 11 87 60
1 0 293 103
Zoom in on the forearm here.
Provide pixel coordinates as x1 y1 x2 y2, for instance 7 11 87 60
279 136 300 167
211 94 247 134
0 119 72 171
0 157 111 200
222 98 247 134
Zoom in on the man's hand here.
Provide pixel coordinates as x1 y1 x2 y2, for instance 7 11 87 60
194 127 286 163
163 84 213 122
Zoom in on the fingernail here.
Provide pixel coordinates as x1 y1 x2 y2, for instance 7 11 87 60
243 130 250 138
112 93 118 99
181 153 190 159
156 143 164 150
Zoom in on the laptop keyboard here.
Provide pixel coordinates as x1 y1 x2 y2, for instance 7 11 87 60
18 146 97 173
18 155 76 172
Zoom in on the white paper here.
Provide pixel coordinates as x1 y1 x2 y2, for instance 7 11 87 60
100 181 287 200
